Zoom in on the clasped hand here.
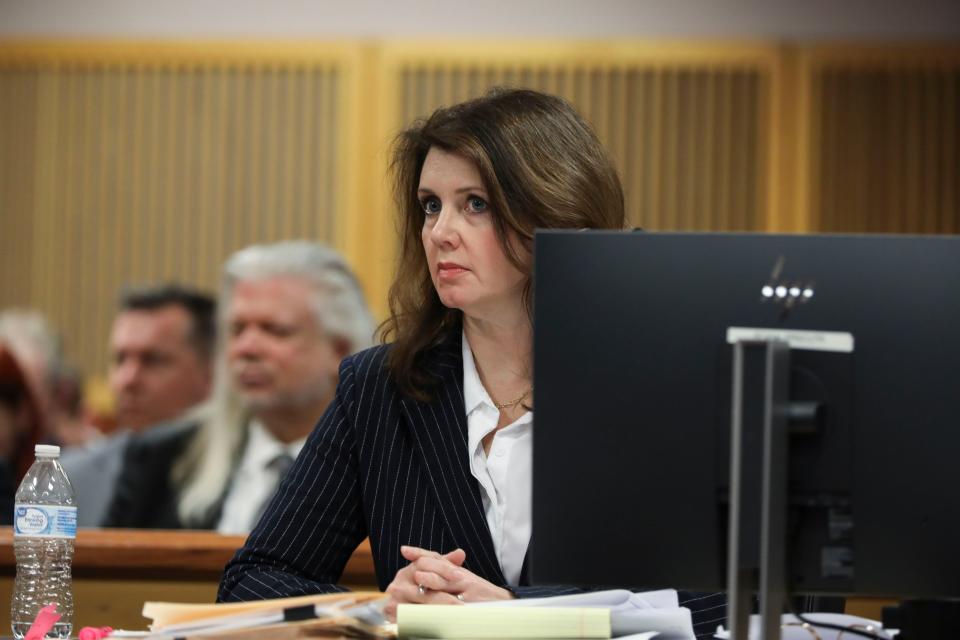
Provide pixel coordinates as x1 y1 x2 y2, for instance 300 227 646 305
383 545 513 621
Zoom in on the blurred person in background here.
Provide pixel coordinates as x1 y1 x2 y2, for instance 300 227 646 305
0 309 62 444
0 343 46 523
103 240 374 532
0 308 102 449
61 285 216 527
49 364 102 448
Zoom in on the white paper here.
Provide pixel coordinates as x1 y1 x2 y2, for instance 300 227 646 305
469 589 694 639
468 588 677 611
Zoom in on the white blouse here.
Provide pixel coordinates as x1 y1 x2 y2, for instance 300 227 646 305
462 332 533 586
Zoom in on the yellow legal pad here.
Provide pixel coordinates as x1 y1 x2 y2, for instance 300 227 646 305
396 605 612 639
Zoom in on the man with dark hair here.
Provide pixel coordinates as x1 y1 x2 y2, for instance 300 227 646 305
61 284 215 526
110 285 216 429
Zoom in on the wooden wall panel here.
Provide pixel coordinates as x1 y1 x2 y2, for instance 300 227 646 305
0 46 356 376
806 48 960 234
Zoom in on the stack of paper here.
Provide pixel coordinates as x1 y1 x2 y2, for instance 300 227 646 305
138 592 392 639
397 589 696 639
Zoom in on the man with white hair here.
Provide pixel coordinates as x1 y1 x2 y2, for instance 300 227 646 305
103 240 374 532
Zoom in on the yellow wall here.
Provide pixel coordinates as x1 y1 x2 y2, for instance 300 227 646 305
0 40 958 378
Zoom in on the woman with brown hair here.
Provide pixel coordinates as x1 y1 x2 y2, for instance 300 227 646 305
219 88 625 608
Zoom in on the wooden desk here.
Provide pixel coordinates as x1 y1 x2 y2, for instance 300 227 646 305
0 527 377 631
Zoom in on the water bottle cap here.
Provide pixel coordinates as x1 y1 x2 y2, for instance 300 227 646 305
34 444 61 458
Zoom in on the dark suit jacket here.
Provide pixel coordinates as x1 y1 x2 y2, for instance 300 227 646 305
103 420 222 530
218 338 725 636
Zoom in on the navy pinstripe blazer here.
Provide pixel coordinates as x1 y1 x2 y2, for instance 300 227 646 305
217 336 725 635
219 336 568 600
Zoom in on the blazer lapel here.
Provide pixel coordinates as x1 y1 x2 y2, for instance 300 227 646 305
399 338 505 585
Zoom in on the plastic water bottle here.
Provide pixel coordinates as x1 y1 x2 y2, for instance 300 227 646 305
11 444 77 640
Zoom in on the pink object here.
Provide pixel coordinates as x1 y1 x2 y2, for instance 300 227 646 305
78 626 114 640
24 604 61 640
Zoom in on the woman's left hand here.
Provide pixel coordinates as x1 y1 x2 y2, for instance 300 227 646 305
383 545 514 621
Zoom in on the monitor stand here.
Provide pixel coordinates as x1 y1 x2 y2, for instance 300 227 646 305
727 339 791 640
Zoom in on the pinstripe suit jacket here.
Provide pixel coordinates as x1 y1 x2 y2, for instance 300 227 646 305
218 336 568 601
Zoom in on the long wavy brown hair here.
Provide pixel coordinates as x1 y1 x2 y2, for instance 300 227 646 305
381 88 626 400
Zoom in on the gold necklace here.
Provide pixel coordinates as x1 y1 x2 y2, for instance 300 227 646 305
493 387 532 410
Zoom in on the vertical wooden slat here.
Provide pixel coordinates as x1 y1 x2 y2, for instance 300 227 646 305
209 66 227 282
0 72 10 300
701 70 716 232
245 69 262 249
861 71 882 234
647 69 664 229
943 69 957 234
661 69 679 229
610 68 629 225
297 68 315 241
164 68 178 281
904 71 921 232
76 69 93 367
677 71 694 229
923 70 940 233
593 67 610 149
129 67 145 282
818 70 836 231
731 70 744 230
225 68 242 257
54 70 76 326
140 68 156 280
264 65 280 242
195 66 213 284
317 68 335 242
741 72 759 231
754 67 771 232
715 69 733 231
94 69 112 369
1 72 14 303
326 67 340 243
181 67 197 282
625 69 644 229
37 70 57 315
883 67 902 233
281 68 297 241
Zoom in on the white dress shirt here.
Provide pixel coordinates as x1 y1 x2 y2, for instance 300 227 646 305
216 420 307 535
462 332 533 586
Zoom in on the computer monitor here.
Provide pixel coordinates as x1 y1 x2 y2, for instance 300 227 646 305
531 232 960 614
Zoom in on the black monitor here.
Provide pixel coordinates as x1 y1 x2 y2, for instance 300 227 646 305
530 231 960 634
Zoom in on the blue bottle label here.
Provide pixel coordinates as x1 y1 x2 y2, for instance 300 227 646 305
13 504 78 539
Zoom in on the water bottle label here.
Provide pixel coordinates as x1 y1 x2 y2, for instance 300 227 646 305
13 504 77 538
